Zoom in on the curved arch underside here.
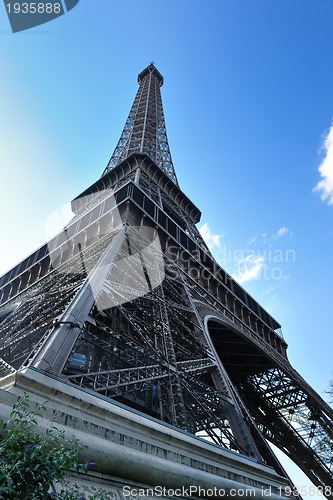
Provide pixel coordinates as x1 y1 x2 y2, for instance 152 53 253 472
207 318 333 490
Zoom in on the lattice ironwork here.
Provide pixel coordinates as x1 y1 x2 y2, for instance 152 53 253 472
0 229 123 376
103 64 178 186
240 368 333 485
64 237 259 458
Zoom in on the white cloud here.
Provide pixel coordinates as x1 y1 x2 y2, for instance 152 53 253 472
272 227 290 239
199 222 223 251
277 227 288 237
199 225 291 285
314 122 333 205
233 255 265 284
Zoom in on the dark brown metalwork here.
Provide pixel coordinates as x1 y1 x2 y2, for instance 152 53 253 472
0 65 332 496
103 64 178 186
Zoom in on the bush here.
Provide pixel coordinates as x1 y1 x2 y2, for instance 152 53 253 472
0 394 109 499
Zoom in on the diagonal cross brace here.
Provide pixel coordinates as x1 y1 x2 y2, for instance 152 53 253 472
32 225 128 375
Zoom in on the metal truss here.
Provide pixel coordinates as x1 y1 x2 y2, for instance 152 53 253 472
158 189 213 255
240 367 333 488
0 228 119 376
62 226 261 460
0 260 83 376
103 64 178 186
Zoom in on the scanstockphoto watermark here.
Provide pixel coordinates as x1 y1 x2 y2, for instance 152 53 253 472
45 186 296 315
214 244 296 267
122 485 285 497
3 0 80 33
123 485 331 498
225 245 296 282
167 244 296 282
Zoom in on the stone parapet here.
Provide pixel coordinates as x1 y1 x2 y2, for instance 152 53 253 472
0 368 290 499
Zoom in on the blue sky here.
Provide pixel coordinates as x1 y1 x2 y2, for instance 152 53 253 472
1 0 333 492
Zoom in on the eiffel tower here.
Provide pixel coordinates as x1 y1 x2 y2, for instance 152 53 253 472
0 64 332 497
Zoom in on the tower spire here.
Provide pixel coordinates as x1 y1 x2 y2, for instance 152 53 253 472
102 64 179 186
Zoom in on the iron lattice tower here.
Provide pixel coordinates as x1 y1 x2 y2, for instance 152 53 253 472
0 64 332 495
103 65 178 186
